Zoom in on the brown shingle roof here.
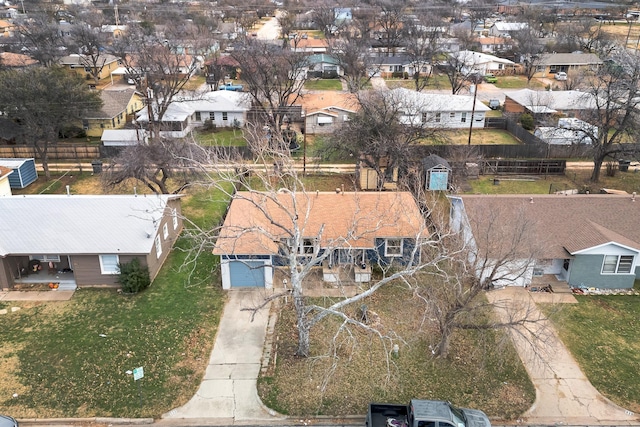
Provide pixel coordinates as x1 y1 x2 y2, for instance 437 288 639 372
0 52 38 67
0 166 11 180
213 191 425 255
458 194 640 259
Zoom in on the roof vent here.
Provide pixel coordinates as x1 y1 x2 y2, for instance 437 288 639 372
335 188 341 194
633 192 637 202
529 197 533 204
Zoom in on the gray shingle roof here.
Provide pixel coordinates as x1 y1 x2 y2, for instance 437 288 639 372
540 53 603 66
0 195 178 256
85 88 137 119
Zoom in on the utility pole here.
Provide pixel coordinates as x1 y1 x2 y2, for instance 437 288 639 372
468 81 479 146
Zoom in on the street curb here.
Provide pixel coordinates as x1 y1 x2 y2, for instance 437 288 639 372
18 417 154 425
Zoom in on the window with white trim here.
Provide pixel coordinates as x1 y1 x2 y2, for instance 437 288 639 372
602 255 634 274
163 223 169 239
209 112 215 120
155 235 162 258
99 255 120 275
31 255 61 263
435 113 441 123
461 112 467 123
172 208 178 229
385 238 403 257
222 112 228 121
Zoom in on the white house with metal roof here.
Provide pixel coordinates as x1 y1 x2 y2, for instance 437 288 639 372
136 91 251 137
388 88 490 129
0 194 182 290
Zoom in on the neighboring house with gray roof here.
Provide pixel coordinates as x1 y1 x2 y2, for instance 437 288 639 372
504 89 600 119
83 88 144 137
450 194 640 289
389 88 490 129
0 195 183 291
488 22 528 37
536 52 603 78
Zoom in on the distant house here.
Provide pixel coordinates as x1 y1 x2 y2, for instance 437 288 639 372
59 53 121 82
534 118 597 145
290 36 329 53
503 89 599 119
449 50 516 74
476 36 512 54
0 195 183 291
0 19 15 37
101 24 127 39
304 53 342 78
488 22 528 38
375 55 412 77
0 52 38 68
536 52 603 77
136 91 251 137
83 88 145 137
213 191 425 289
389 88 490 129
450 194 640 289
297 92 358 135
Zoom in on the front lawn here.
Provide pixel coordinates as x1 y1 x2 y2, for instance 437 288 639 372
493 76 546 90
259 284 535 419
304 79 343 91
543 296 640 412
435 129 520 145
0 185 231 419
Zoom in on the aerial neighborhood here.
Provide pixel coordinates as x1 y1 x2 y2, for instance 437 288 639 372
0 0 640 425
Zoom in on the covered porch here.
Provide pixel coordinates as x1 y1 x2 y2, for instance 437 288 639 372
4 255 77 291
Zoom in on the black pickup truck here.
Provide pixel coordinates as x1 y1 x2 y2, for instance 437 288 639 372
366 399 491 427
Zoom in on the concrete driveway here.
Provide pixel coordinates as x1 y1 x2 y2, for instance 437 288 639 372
487 287 638 425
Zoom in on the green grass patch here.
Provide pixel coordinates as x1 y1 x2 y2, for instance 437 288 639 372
542 296 640 413
0 186 231 418
259 284 535 418
386 74 452 91
194 128 247 147
493 76 546 90
304 79 343 91
465 175 576 194
429 129 520 146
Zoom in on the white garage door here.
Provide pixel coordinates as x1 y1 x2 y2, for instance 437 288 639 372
229 261 265 287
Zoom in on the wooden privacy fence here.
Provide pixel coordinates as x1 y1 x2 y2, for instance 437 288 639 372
0 144 101 160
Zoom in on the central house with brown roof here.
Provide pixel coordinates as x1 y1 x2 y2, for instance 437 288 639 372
450 194 640 289
213 191 426 289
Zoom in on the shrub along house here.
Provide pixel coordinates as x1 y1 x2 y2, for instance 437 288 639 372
213 191 425 289
0 194 182 291
449 194 640 289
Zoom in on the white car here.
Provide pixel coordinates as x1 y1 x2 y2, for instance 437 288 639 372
555 72 568 81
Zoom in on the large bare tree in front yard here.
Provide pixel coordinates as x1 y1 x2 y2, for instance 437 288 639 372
418 196 547 358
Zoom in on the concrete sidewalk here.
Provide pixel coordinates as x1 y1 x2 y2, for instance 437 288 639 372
487 287 638 425
162 289 283 422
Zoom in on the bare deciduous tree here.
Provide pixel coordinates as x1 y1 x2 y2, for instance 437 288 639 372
68 22 111 84
16 14 67 67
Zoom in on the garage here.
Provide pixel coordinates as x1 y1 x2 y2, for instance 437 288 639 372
228 260 266 288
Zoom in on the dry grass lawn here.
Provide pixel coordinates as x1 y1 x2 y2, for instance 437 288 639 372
259 284 535 419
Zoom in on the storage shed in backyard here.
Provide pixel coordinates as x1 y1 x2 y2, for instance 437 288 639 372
0 158 38 189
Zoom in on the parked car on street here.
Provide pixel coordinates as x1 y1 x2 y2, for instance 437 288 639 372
366 400 491 427
555 72 567 81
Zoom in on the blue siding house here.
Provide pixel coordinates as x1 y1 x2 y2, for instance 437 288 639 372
213 191 425 289
450 194 640 290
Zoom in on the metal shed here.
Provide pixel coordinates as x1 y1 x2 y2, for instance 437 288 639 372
0 158 38 189
422 155 451 191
